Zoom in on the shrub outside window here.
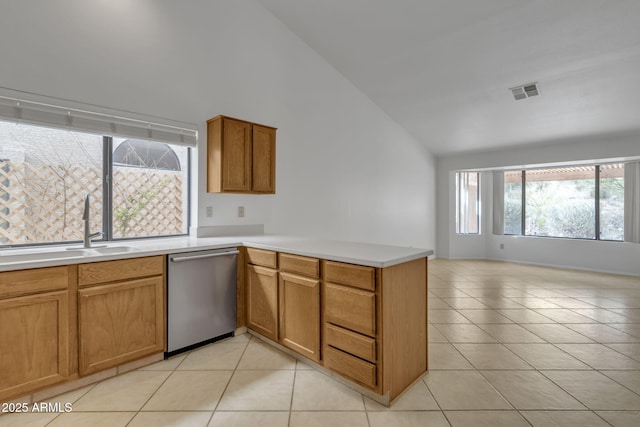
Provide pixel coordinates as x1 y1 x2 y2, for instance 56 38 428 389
502 164 624 241
525 167 596 239
599 164 625 241
504 171 523 235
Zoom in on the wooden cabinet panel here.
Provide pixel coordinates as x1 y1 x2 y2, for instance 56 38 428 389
325 323 376 362
279 253 319 279
78 277 164 376
0 291 69 401
222 118 252 191
325 283 376 337
78 256 164 287
246 248 277 268
206 117 223 192
324 261 375 291
324 346 376 389
381 258 428 400
0 266 70 298
246 265 278 341
279 272 320 362
252 125 276 193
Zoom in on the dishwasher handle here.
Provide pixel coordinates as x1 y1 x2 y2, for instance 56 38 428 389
170 250 239 263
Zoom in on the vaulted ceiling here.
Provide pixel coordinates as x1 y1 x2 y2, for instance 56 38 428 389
257 0 640 156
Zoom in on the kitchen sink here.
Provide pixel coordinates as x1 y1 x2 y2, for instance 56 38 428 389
0 245 141 265
91 246 139 254
0 249 93 263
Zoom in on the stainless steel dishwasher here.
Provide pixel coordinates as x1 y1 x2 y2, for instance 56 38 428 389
166 248 238 356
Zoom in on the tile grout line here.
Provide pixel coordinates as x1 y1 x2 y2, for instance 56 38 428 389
429 261 640 420
42 381 100 426
209 335 252 422
124 358 183 426
288 366 297 426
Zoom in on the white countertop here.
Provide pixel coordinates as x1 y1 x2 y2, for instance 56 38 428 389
0 234 433 272
243 236 432 267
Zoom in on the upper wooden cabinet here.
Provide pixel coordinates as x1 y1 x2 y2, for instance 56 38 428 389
207 115 276 194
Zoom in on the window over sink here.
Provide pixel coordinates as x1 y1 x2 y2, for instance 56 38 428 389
0 120 190 246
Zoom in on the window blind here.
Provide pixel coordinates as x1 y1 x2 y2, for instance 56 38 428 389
0 88 197 147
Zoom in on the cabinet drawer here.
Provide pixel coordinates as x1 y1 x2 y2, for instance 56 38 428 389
78 256 164 287
246 248 277 268
325 323 376 362
0 266 70 299
325 283 375 337
324 261 375 291
324 346 376 389
279 253 319 278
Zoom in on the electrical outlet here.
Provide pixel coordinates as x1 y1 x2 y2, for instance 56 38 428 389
205 206 213 218
499 243 505 249
238 206 245 218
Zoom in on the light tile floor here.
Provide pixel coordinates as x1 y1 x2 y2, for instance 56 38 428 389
3 259 640 426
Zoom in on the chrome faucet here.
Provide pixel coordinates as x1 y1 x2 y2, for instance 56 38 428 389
82 194 103 248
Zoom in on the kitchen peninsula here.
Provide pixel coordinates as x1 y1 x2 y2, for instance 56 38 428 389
0 235 432 406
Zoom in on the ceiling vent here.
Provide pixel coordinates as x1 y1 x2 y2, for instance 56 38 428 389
510 82 540 101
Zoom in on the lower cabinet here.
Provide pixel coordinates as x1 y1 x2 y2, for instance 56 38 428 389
244 251 428 404
245 251 322 362
0 255 166 402
246 264 279 341
0 290 70 401
78 276 164 376
323 258 428 400
323 261 379 390
279 272 320 362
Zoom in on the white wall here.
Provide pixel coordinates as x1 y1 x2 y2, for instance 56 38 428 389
0 0 436 250
437 132 640 275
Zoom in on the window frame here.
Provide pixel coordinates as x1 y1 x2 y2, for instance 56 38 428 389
0 123 191 248
503 163 623 241
112 139 191 242
455 171 481 235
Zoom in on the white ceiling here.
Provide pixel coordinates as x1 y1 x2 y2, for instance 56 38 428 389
257 0 640 156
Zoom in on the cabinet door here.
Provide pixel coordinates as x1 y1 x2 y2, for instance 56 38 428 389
246 265 278 341
0 291 69 401
279 272 320 362
252 125 276 193
222 118 252 192
78 277 164 376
